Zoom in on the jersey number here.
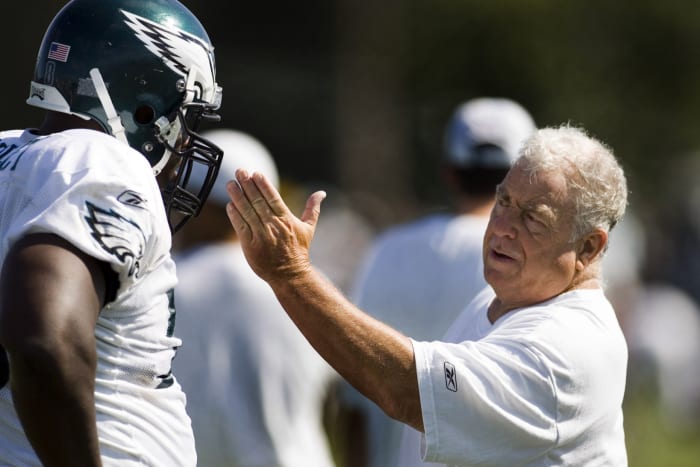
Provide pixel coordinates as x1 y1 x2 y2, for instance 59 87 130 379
155 289 177 389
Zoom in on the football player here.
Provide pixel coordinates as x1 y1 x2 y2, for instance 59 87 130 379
0 0 222 465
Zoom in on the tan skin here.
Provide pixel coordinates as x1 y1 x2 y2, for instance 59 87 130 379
226 162 608 435
226 171 422 430
0 112 111 466
483 161 606 322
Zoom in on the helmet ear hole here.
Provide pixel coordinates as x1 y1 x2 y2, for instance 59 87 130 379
134 105 155 125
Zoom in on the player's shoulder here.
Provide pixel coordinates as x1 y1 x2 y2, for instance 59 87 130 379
0 129 25 140
496 289 613 343
54 128 148 165
527 289 611 318
5 128 161 216
15 129 147 178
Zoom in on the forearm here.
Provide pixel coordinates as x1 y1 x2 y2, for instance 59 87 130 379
9 344 102 466
225 172 423 428
269 266 424 432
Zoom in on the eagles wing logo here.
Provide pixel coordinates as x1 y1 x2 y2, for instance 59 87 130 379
120 9 215 80
84 201 146 278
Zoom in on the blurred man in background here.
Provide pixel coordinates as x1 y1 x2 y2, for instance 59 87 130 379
602 213 700 438
173 129 338 467
344 97 535 466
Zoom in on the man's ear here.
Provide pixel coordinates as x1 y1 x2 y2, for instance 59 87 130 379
575 228 608 271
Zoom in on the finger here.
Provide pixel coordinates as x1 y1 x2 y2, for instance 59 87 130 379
226 175 254 219
225 181 253 241
225 202 252 242
300 190 326 228
225 178 241 197
237 170 276 221
250 171 289 218
225 178 243 206
226 174 264 231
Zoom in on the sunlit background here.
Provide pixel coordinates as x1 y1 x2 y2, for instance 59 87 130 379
3 2 700 465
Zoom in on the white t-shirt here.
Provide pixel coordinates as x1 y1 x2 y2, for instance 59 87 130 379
398 287 628 467
172 242 337 467
0 129 195 466
346 213 489 467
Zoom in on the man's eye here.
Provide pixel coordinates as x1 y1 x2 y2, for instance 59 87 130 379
525 213 547 231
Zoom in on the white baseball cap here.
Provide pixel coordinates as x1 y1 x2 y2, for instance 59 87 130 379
193 129 280 205
443 97 536 169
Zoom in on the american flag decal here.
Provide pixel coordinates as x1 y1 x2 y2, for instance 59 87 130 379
47 42 71 62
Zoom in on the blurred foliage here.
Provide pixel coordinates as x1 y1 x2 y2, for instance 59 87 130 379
6 0 700 213
7 0 700 212
405 0 700 214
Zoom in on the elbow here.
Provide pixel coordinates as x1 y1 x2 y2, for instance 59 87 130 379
1 331 96 382
4 336 65 368
379 337 424 431
380 391 425 432
375 361 425 432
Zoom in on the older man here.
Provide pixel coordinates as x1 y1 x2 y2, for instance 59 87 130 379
225 125 629 466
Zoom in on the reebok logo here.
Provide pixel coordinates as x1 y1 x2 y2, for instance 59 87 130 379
444 362 457 392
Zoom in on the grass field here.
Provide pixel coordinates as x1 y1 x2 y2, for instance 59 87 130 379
624 393 700 467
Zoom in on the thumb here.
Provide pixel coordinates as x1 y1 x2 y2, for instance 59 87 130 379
300 190 326 228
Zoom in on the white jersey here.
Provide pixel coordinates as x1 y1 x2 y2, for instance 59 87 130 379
0 129 195 466
172 242 337 467
398 287 628 467
346 213 489 467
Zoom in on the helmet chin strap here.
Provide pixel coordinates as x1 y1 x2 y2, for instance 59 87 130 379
89 68 128 145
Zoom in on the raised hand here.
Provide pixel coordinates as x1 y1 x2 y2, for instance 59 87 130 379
226 169 326 283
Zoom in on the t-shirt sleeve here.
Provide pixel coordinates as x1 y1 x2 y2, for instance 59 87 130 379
412 335 558 465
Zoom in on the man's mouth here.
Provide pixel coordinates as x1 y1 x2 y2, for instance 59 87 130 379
488 246 516 262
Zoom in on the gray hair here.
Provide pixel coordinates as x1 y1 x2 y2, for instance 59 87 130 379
517 125 628 241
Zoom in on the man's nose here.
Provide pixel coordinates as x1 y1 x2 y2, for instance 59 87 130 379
489 207 518 239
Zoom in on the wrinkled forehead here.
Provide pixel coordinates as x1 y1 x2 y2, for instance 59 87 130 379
502 162 574 212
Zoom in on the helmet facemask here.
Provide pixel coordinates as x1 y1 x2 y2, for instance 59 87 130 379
158 95 224 232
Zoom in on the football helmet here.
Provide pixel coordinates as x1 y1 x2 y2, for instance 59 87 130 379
27 0 224 231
